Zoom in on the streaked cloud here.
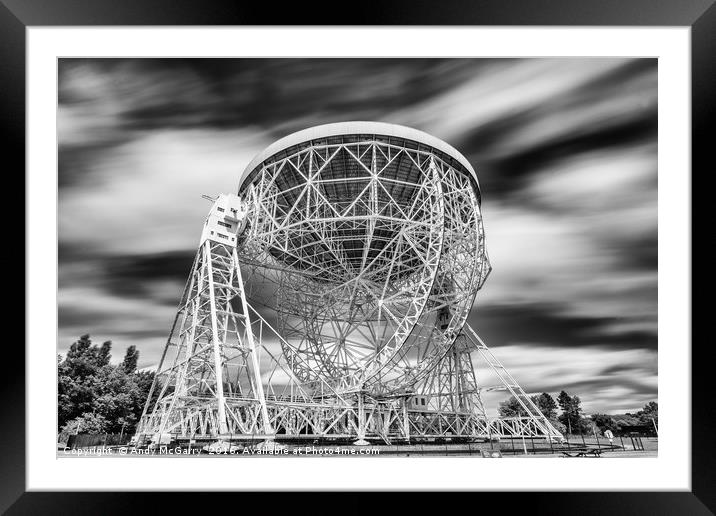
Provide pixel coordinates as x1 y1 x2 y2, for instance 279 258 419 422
58 58 657 413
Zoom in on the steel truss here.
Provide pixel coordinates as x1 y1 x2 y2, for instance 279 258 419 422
134 136 563 446
134 226 562 445
238 140 489 393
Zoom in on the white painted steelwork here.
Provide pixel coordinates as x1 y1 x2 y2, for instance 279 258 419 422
134 123 563 446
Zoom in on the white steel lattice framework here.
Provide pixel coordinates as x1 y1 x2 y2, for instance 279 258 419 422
134 122 563 446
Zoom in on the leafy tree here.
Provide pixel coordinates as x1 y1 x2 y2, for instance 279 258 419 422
498 396 528 417
557 390 587 434
99 341 112 364
121 345 139 373
499 392 558 419
534 392 558 419
557 390 571 411
549 418 567 435
58 335 109 424
58 335 155 435
613 413 641 427
582 418 599 436
62 334 110 379
591 413 619 434
638 401 658 425
60 412 109 435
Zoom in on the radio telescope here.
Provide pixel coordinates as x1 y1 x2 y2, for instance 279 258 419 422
134 122 562 447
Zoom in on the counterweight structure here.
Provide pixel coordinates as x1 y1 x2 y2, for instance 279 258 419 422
134 122 563 446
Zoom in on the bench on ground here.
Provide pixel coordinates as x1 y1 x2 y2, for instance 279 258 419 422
561 447 605 458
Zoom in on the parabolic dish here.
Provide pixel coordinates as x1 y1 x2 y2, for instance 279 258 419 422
237 122 491 393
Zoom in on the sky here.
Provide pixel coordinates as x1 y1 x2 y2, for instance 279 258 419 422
58 58 658 414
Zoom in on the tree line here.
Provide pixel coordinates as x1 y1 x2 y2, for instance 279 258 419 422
58 334 658 438
58 334 155 436
498 391 658 436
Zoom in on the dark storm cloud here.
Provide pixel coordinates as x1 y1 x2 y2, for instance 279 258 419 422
58 57 658 412
59 58 485 140
59 144 125 189
453 59 657 198
59 251 192 302
540 377 656 400
546 377 657 398
100 251 195 298
470 304 657 352
601 363 645 376
620 232 658 270
469 117 656 197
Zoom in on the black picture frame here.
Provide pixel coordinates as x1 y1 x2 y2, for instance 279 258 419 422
5 0 710 513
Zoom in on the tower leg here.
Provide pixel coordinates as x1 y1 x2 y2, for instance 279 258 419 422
413 325 564 442
353 391 370 446
463 324 564 441
135 237 276 444
206 240 229 436
231 248 275 445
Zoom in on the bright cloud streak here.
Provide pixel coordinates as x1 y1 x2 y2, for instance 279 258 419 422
58 58 658 414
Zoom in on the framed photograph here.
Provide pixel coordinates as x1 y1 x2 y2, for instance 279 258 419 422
8 0 710 511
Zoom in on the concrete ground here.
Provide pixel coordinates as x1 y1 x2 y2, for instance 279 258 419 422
57 437 658 458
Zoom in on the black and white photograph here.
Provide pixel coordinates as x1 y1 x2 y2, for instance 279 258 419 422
57 57 659 458
5 5 704 506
